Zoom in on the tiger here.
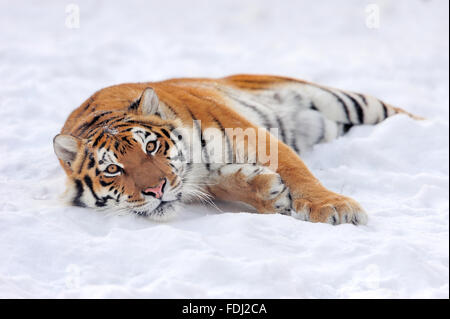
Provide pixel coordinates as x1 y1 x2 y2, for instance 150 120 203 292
53 74 420 224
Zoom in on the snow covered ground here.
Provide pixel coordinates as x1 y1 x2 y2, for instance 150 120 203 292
0 0 448 298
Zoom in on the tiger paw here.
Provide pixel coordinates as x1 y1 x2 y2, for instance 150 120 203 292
291 195 368 225
249 167 292 215
217 164 292 215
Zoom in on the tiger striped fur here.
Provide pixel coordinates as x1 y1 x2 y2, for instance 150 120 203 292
53 74 419 224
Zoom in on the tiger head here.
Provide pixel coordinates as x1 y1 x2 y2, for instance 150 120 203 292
53 87 198 220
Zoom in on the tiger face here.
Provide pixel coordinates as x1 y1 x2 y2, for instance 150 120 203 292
53 88 194 220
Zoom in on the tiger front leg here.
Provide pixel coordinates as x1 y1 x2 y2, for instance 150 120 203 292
274 143 368 225
206 164 292 215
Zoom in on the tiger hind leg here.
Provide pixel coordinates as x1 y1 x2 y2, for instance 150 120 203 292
289 100 421 154
281 81 423 138
206 164 292 215
292 109 346 153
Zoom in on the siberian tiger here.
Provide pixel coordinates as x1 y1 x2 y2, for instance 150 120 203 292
53 74 419 224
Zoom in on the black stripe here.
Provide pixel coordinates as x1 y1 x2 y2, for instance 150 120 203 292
160 128 171 139
380 101 389 119
85 127 102 139
72 179 85 207
99 141 106 150
87 154 95 169
83 100 92 111
91 116 125 130
98 195 113 207
232 97 272 130
276 116 287 144
163 141 169 156
357 93 367 105
117 126 135 132
128 97 141 111
121 136 133 146
310 101 319 111
77 149 88 174
115 125 134 130
75 111 112 135
342 124 353 134
215 86 273 129
210 114 233 163
84 116 126 139
100 180 114 187
92 131 104 148
79 97 95 116
187 91 234 163
187 108 210 170
84 175 110 207
320 87 351 123
290 129 300 154
84 175 99 201
342 92 365 124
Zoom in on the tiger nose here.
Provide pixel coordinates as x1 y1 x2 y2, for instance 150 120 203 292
142 179 166 199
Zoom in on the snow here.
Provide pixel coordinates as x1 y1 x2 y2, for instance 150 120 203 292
0 0 448 298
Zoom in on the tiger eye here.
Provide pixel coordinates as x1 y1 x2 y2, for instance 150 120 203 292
146 141 156 153
106 164 119 174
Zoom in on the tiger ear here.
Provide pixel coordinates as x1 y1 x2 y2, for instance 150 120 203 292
53 134 81 167
137 87 160 116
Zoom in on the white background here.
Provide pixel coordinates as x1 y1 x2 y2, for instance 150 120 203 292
0 0 448 298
